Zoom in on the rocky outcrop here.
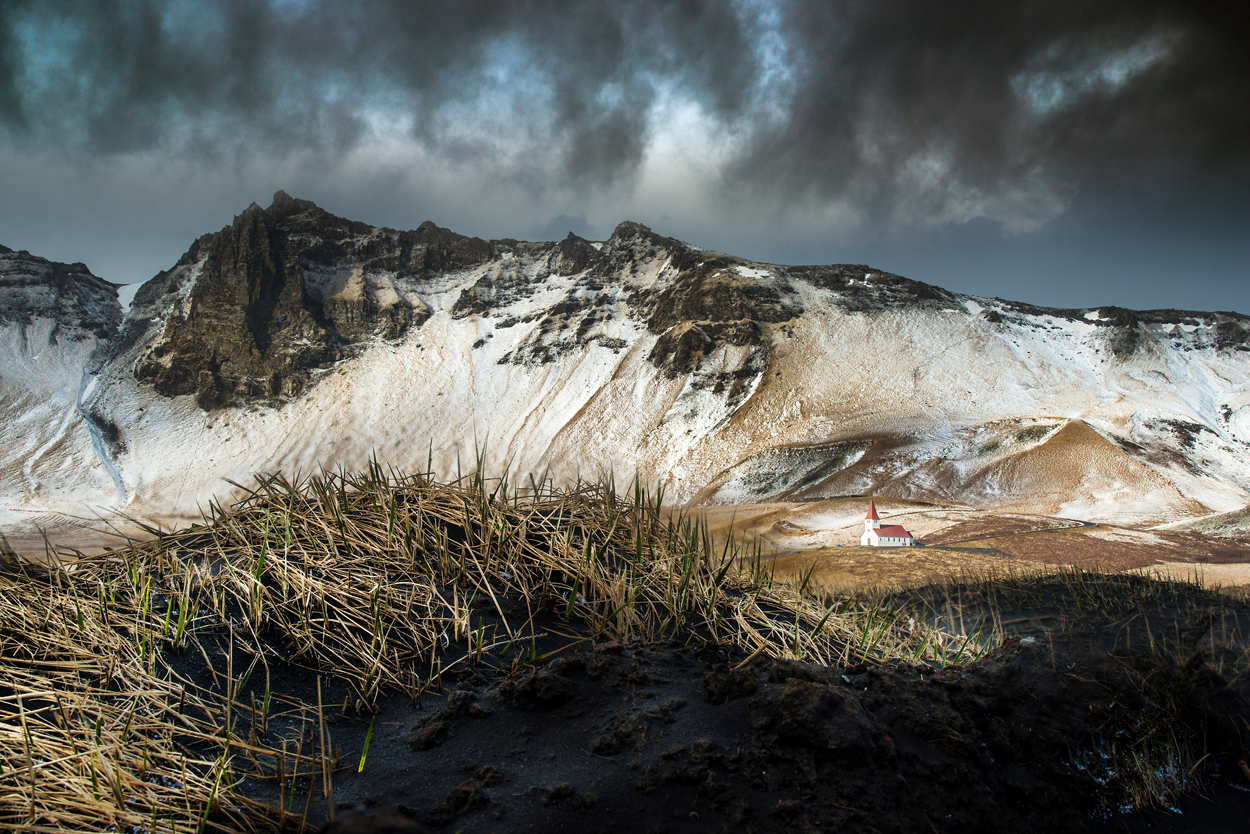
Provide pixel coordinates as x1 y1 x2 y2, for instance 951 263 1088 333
133 202 340 409
0 246 121 346
6 195 1250 541
979 301 1250 356
788 263 958 311
117 197 1250 413
126 192 500 409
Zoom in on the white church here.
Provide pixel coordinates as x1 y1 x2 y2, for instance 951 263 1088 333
860 499 915 547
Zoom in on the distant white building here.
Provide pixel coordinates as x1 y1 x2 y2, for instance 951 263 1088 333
861 499 915 547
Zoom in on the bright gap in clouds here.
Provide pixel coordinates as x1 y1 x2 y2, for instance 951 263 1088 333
1012 31 1181 116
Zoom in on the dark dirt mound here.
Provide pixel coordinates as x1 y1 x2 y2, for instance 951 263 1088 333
301 630 1250 834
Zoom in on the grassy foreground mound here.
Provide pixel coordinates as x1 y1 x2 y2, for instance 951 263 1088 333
2 465 1249 833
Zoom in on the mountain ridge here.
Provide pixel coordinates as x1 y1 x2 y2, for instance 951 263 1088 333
2 192 1249 547
110 191 1250 413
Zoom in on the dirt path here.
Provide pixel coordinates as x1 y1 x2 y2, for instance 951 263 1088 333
934 517 1094 546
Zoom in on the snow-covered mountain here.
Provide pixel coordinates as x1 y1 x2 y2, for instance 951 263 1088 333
3 193 1249 548
0 244 126 547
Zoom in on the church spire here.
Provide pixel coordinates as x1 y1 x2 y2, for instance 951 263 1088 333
864 499 881 530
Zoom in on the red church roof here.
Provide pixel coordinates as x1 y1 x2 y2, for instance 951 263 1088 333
865 500 880 521
870 524 912 538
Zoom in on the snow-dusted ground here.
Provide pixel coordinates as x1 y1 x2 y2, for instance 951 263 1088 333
0 320 121 538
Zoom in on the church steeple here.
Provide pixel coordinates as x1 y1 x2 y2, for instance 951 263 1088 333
864 499 881 531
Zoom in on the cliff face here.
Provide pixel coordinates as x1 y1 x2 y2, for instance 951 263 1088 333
118 192 1250 417
126 192 489 408
131 203 335 408
121 196 972 412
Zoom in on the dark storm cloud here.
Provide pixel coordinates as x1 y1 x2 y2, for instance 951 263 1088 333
0 4 26 127
731 1 1250 229
0 0 757 184
1 1 1247 229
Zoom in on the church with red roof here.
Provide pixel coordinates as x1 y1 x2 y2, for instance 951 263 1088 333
860 499 915 547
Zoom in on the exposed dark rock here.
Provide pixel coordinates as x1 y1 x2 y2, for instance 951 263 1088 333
650 276 796 332
132 202 341 409
554 232 597 276
265 189 318 222
706 441 874 502
405 221 495 275
322 284 430 343
1215 319 1250 351
1153 418 1214 450
496 273 625 364
450 276 496 319
85 409 126 458
983 302 1250 358
647 324 715 378
790 263 957 310
621 252 798 385
18 193 1242 417
126 193 481 409
0 247 121 344
1098 307 1144 357
607 220 679 250
648 320 765 379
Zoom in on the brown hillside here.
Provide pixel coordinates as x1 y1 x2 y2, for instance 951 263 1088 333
964 419 1206 524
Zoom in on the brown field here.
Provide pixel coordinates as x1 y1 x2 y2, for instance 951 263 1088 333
688 497 1250 596
762 544 1021 595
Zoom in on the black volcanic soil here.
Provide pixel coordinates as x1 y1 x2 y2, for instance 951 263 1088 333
213 593 1250 834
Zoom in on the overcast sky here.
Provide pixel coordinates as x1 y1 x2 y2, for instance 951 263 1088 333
1 1 1246 313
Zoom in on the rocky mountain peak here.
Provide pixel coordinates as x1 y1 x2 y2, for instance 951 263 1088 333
608 220 652 241
5 197 1250 540
554 232 596 276
266 189 319 221
123 193 520 409
131 198 341 409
